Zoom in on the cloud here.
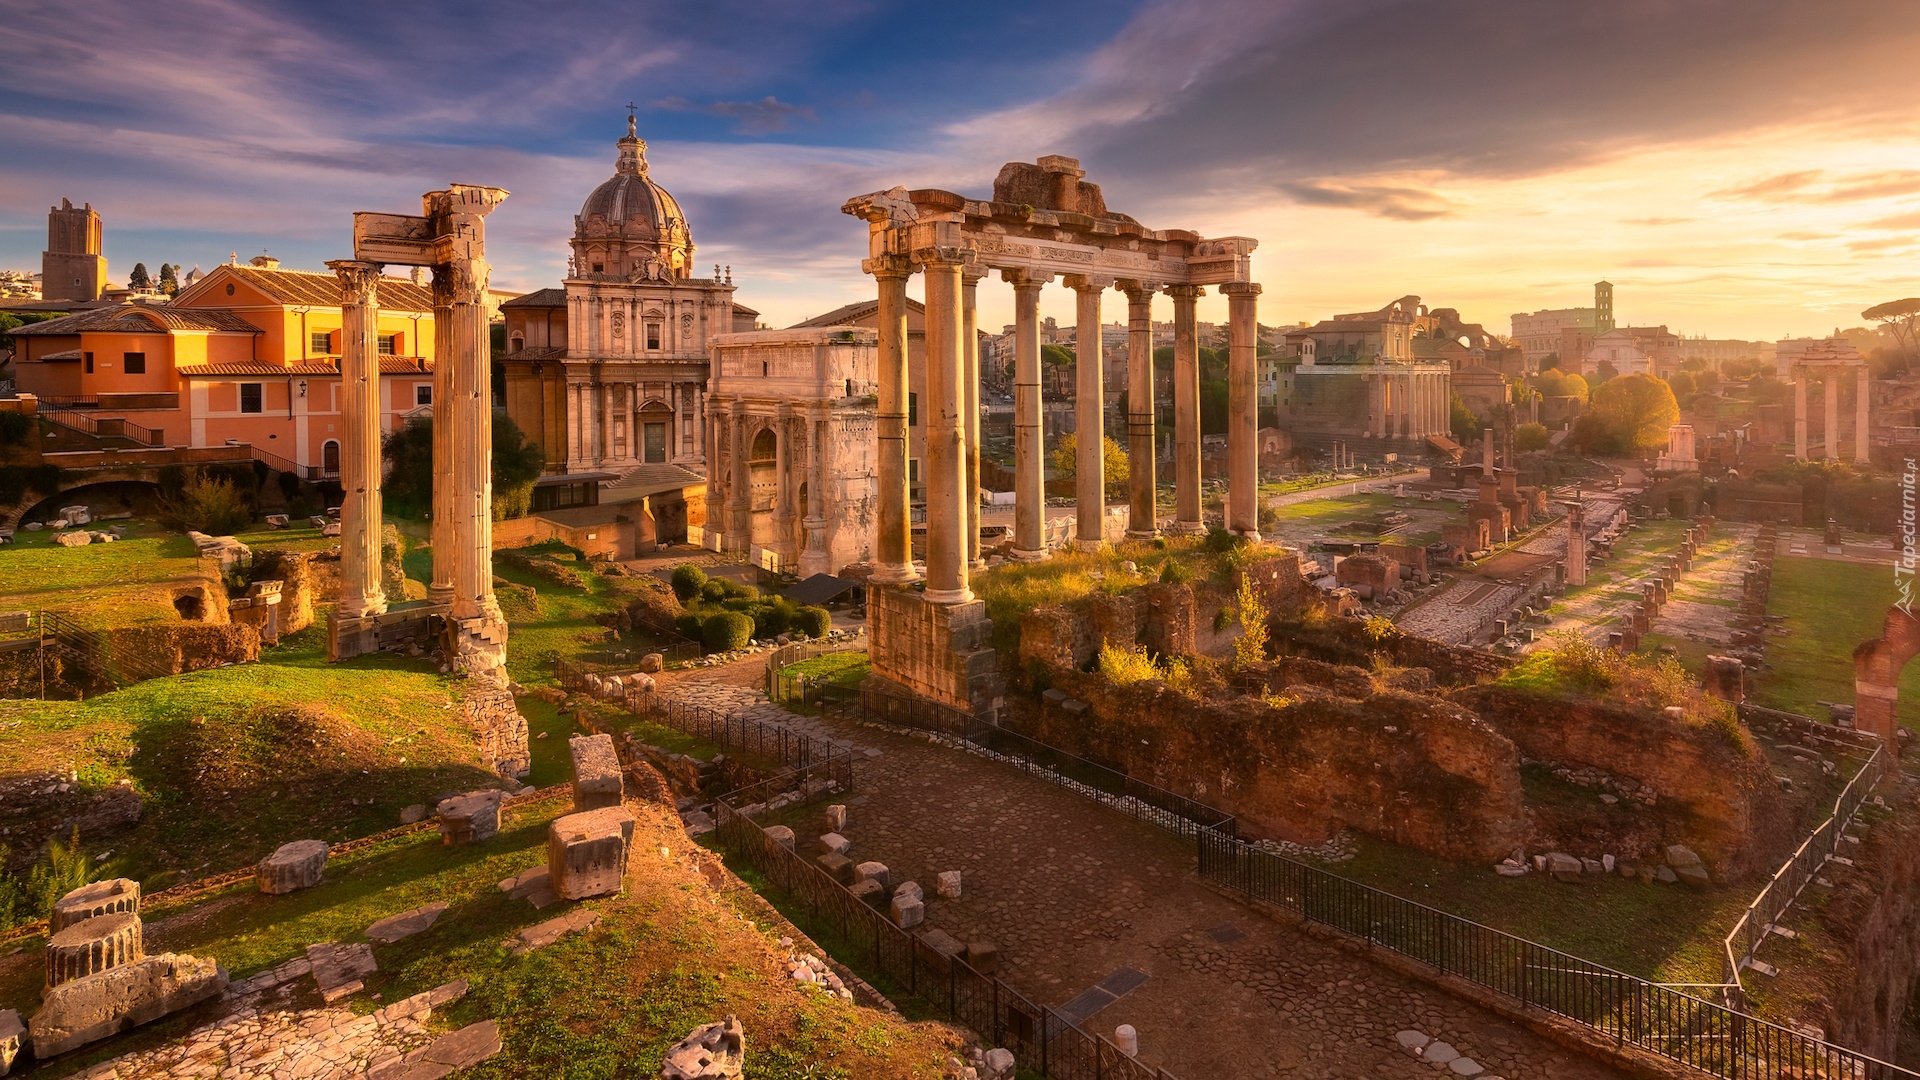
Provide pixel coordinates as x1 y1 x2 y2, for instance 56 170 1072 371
653 96 819 135
1848 236 1918 252
1710 170 1825 201
1864 210 1920 231
1711 169 1920 204
1622 217 1694 226
1273 180 1459 221
1777 231 1836 241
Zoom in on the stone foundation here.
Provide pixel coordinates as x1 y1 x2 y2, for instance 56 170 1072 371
867 585 1002 716
459 680 530 779
327 602 446 663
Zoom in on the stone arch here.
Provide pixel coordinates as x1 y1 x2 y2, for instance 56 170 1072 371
8 477 164 531
1854 605 1920 741
749 427 778 462
321 440 341 476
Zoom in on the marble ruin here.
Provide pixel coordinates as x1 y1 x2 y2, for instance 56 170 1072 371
1789 338 1871 462
843 156 1261 713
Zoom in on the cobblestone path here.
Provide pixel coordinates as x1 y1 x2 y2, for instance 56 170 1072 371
663 667 1629 1080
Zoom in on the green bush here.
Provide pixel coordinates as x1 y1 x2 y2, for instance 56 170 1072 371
700 580 728 603
674 613 704 641
722 596 760 613
702 611 755 652
729 583 760 602
670 564 708 603
792 606 831 639
161 470 253 535
753 599 793 640
1202 526 1243 554
1160 559 1194 584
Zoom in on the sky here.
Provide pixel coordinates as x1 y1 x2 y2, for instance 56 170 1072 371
3 0 1917 341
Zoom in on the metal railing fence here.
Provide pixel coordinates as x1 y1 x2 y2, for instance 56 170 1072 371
714 775 1180 1080
622 692 853 788
39 405 165 447
764 639 866 712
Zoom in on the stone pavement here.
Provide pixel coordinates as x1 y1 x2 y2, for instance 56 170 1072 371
664 663 1628 1080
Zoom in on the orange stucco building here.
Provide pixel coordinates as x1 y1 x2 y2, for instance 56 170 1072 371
10 259 439 476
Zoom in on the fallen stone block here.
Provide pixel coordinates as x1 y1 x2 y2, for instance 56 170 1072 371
51 878 140 934
765 826 794 849
848 879 886 907
893 880 923 904
28 952 228 1057
46 910 143 987
965 942 999 974
889 895 924 929
816 832 850 856
0 1008 19 1076
937 870 962 899
307 941 377 1002
437 790 506 845
824 804 847 832
919 929 964 961
1544 852 1583 883
364 901 450 944
369 1019 503 1080
854 861 890 890
639 653 664 673
548 806 637 901
662 1015 745 1080
569 734 624 811
681 810 715 839
256 839 329 894
399 803 428 824
816 852 854 883
51 531 91 547
509 908 600 956
497 865 561 909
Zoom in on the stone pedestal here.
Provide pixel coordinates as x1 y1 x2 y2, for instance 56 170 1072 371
866 585 1002 717
46 911 143 987
50 879 139 934
437 790 506 845
547 806 636 900
569 733 624 811
29 953 228 1058
256 840 329 894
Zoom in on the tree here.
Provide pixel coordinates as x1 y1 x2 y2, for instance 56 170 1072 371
158 263 180 295
1050 432 1128 496
1862 298 1920 369
1533 368 1589 404
1041 343 1075 368
490 415 546 521
382 414 546 521
1538 352 1561 372
1515 422 1550 452
1576 373 1679 456
128 263 151 290
1449 391 1481 441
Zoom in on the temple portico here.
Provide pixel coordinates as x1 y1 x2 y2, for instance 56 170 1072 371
843 155 1260 714
1790 341 1870 462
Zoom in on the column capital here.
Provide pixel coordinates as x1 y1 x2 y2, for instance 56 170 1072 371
1062 274 1116 293
326 259 385 302
862 253 915 280
962 265 991 286
911 245 973 269
1117 279 1159 301
1219 281 1262 297
1163 283 1204 300
1000 268 1054 290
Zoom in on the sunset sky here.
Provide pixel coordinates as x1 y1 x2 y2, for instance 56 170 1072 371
3 0 1916 341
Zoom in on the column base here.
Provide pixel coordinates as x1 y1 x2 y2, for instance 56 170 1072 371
1125 529 1158 541
1170 520 1207 536
1231 529 1263 543
1009 547 1048 562
336 592 390 622
923 586 975 605
428 584 455 606
870 563 921 585
1073 539 1105 553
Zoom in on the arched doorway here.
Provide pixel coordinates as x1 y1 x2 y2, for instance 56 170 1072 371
638 401 673 463
747 427 779 549
321 440 341 477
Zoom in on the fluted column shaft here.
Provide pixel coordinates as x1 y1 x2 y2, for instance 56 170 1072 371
1168 285 1203 534
870 259 916 583
1068 276 1108 551
800 410 831 577
428 274 455 605
1009 273 1048 558
963 271 984 566
443 258 500 630
1856 367 1871 462
329 260 388 620
1124 284 1157 538
728 405 750 552
920 253 971 603
1223 282 1262 539
1824 372 1840 461
1794 373 1808 459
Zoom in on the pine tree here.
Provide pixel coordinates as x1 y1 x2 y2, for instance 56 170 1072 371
128 262 151 290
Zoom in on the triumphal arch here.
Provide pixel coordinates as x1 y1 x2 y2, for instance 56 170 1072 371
843 155 1261 714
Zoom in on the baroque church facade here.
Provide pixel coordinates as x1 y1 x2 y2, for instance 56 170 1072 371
499 116 757 485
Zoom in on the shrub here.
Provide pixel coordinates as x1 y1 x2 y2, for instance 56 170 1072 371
729 583 760 602
1202 526 1242 554
1159 559 1193 584
700 580 728 603
1098 641 1162 686
702 611 755 652
161 470 253 535
753 600 791 640
670 564 708 603
1233 575 1269 668
1514 422 1550 452
674 613 704 641
791 606 831 639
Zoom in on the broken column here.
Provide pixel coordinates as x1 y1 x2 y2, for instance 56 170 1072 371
662 1015 745 1080
50 878 139 934
548 806 637 900
46 911 143 987
256 839 330 894
328 260 389 623
569 733 624 811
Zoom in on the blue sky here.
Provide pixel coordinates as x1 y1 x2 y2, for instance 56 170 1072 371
4 0 1918 338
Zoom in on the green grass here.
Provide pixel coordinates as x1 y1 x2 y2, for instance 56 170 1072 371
778 652 869 687
1756 556 1920 727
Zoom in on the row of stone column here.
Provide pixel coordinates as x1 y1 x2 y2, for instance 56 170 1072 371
566 380 702 464
1793 367 1871 462
1364 368 1449 439
867 250 1262 606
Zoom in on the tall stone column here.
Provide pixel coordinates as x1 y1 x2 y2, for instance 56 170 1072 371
1824 371 1840 461
1123 283 1158 539
1008 271 1049 558
920 250 972 603
963 269 984 567
728 405 751 553
868 256 916 583
1794 372 1808 459
1857 366 1872 462
704 410 721 547
801 410 831 577
1066 275 1111 550
1168 285 1204 534
428 269 456 606
1223 282 1262 539
773 409 796 563
329 259 388 620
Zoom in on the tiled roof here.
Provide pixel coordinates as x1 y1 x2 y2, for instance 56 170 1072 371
39 348 82 360
189 264 436 312
601 462 705 499
789 297 924 329
11 304 262 335
501 288 566 308
175 357 434 378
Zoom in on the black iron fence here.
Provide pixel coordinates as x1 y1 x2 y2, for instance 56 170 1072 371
715 773 1179 1080
857 681 993 741
764 640 866 711
1197 827 1916 1079
627 692 853 789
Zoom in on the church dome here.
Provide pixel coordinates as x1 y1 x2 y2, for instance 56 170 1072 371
571 115 695 280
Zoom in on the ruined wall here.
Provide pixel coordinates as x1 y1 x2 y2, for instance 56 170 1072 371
1271 618 1512 686
1016 669 1528 862
457 679 530 779
1455 686 1787 878
1818 791 1920 1062
867 585 1003 715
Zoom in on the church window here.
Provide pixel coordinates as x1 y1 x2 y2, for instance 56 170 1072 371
908 392 918 426
592 263 604 274
240 383 263 413
123 352 146 375
322 440 340 475
646 321 661 350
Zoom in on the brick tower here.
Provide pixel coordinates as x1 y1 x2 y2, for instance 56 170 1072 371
43 198 108 302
